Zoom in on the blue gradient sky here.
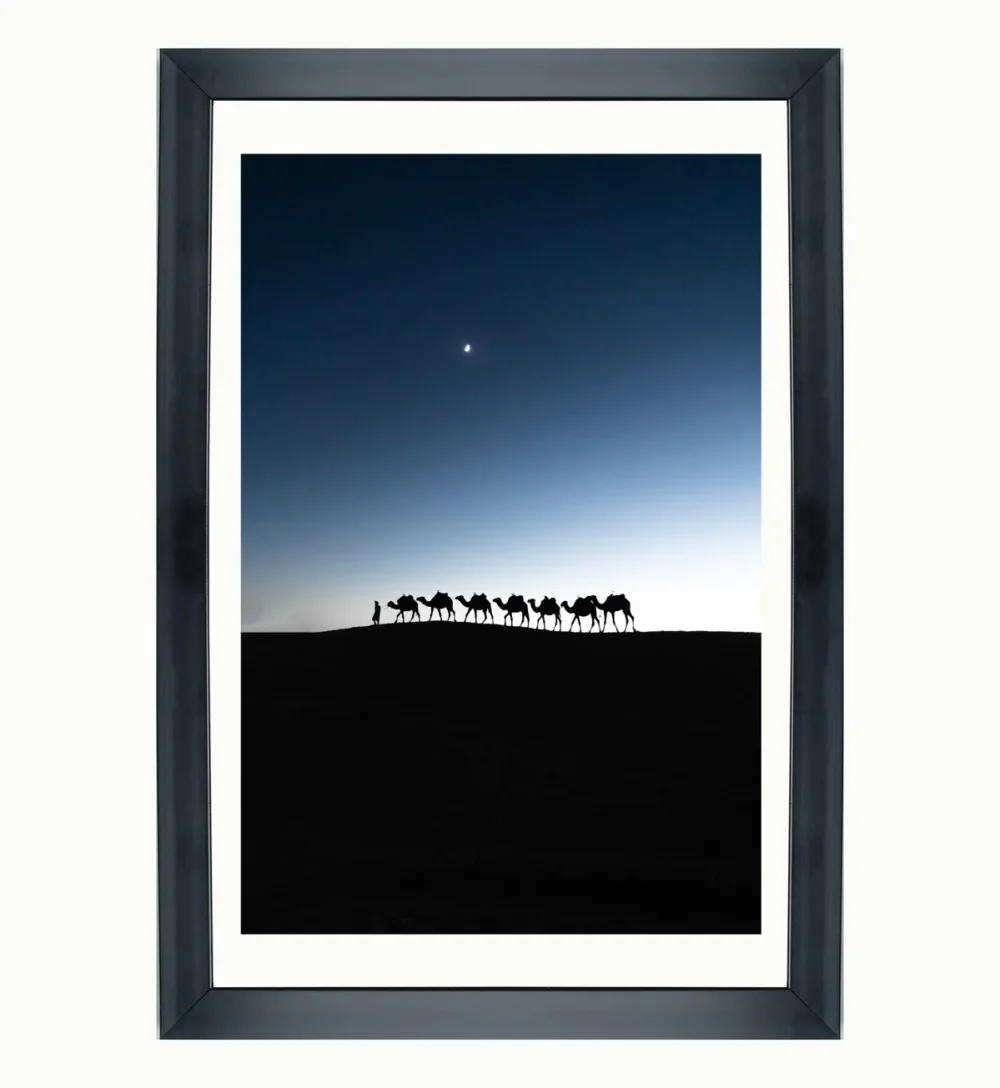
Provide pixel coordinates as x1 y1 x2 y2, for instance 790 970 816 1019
242 154 760 632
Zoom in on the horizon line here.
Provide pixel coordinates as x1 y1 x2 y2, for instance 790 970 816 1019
241 625 762 635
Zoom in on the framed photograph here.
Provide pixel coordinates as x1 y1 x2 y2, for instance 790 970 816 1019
157 49 842 1039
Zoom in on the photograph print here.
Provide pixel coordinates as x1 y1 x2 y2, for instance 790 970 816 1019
241 153 762 935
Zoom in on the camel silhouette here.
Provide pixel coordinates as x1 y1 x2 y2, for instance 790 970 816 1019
587 592 637 632
386 595 420 622
372 600 381 626
560 596 601 633
528 597 562 631
492 594 529 627
456 593 494 623
417 592 456 621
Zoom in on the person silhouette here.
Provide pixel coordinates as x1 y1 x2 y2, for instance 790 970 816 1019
372 600 381 626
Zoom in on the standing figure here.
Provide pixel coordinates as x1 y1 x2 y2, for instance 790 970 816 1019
372 600 381 626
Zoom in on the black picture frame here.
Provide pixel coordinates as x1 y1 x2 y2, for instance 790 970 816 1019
157 48 843 1039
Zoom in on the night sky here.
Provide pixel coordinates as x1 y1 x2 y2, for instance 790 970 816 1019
241 154 760 632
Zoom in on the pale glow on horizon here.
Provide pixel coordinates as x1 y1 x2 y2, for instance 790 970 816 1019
242 522 761 633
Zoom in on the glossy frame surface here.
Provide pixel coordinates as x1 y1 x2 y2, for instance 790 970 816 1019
157 48 843 1039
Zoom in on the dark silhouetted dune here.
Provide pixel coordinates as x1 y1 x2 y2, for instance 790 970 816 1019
242 624 761 934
